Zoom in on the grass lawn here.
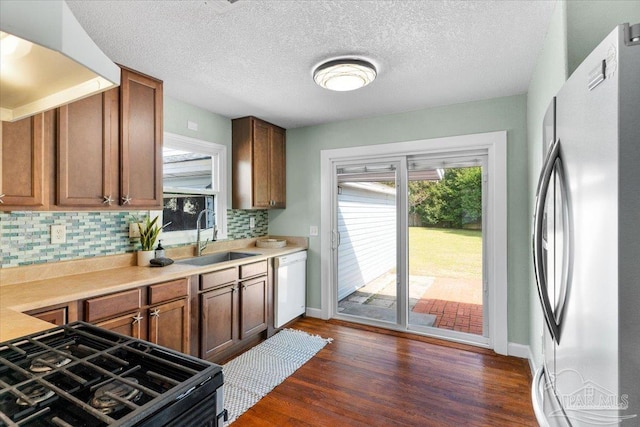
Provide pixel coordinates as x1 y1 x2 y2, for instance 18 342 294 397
408 227 482 280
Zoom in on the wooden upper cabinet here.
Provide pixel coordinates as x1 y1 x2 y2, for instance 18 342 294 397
120 67 163 208
232 116 286 209
57 89 120 207
0 112 50 210
269 126 286 208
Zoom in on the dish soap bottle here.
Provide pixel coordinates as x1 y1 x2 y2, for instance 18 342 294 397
155 240 165 258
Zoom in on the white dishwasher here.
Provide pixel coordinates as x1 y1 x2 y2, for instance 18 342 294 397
274 250 307 328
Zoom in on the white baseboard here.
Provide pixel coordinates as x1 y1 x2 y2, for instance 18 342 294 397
305 307 324 319
507 342 530 359
528 347 540 376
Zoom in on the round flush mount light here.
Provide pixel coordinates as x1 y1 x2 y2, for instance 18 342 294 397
313 59 377 92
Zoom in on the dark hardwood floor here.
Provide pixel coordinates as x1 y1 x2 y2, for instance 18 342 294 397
233 317 537 426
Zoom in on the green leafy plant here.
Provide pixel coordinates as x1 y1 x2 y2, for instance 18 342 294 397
137 216 161 251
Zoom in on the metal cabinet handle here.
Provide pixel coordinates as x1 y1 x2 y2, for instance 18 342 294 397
0 194 4 204
132 313 143 324
122 195 132 205
103 195 114 205
232 286 238 293
533 138 562 343
150 309 160 318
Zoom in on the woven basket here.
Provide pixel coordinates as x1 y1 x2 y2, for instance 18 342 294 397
256 238 287 248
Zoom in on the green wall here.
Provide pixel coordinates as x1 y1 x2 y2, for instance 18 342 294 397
163 96 232 205
269 94 530 344
567 1 640 75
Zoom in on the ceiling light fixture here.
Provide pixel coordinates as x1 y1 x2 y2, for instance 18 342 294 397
313 59 377 92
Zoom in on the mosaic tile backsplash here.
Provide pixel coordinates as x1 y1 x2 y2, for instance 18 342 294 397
0 210 268 268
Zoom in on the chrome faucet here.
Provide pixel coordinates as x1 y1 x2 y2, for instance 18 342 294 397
196 208 216 256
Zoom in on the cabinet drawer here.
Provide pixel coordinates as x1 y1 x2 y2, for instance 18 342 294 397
201 267 238 291
26 302 78 326
85 289 141 322
240 260 268 279
149 278 188 304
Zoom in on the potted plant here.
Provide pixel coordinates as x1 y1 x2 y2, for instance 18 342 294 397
136 216 161 266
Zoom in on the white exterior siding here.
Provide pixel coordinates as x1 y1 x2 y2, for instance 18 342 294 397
337 182 396 300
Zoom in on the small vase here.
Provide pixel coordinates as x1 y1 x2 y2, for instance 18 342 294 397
137 250 155 266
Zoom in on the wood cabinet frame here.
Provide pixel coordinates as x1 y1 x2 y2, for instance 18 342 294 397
57 89 120 207
232 116 286 209
0 113 47 209
119 66 163 208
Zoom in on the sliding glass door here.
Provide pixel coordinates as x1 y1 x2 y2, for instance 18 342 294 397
332 153 489 346
406 157 487 340
334 160 399 324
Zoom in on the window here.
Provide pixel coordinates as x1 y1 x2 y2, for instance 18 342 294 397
156 132 227 246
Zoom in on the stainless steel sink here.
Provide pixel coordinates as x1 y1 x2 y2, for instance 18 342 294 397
176 251 259 266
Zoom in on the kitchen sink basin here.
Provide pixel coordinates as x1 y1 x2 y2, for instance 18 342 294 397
177 251 259 266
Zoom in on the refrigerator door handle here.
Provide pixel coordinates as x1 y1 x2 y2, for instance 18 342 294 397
533 138 562 343
552 157 572 332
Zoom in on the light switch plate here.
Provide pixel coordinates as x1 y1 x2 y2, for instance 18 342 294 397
249 217 256 229
129 222 141 239
309 226 319 236
51 225 66 244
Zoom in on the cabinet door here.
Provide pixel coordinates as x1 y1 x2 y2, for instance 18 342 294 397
251 119 272 208
27 302 78 326
95 311 145 339
57 89 119 207
240 275 268 339
0 113 45 208
148 298 190 354
201 284 238 359
120 67 163 208
269 126 286 208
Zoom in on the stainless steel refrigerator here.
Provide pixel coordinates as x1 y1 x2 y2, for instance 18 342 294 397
532 23 640 426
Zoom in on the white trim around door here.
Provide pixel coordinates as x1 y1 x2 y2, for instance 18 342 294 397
320 131 508 355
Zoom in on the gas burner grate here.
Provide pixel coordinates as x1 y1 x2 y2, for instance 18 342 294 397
0 322 222 426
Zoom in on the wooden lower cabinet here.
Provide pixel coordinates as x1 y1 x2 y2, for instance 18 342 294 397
26 302 78 327
201 284 238 359
148 298 189 353
200 267 269 361
84 278 191 354
95 311 144 339
240 275 268 339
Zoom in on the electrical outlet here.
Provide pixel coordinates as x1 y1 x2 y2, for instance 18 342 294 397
249 217 256 229
309 226 318 236
51 225 66 244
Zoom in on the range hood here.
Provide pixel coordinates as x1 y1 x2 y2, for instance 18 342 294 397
0 0 120 122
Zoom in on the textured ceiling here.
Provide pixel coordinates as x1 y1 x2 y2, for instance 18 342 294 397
66 0 556 129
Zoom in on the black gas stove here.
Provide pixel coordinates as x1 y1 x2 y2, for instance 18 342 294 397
0 322 225 426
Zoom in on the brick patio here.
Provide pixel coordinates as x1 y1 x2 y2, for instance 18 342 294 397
411 276 484 335
338 273 484 336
